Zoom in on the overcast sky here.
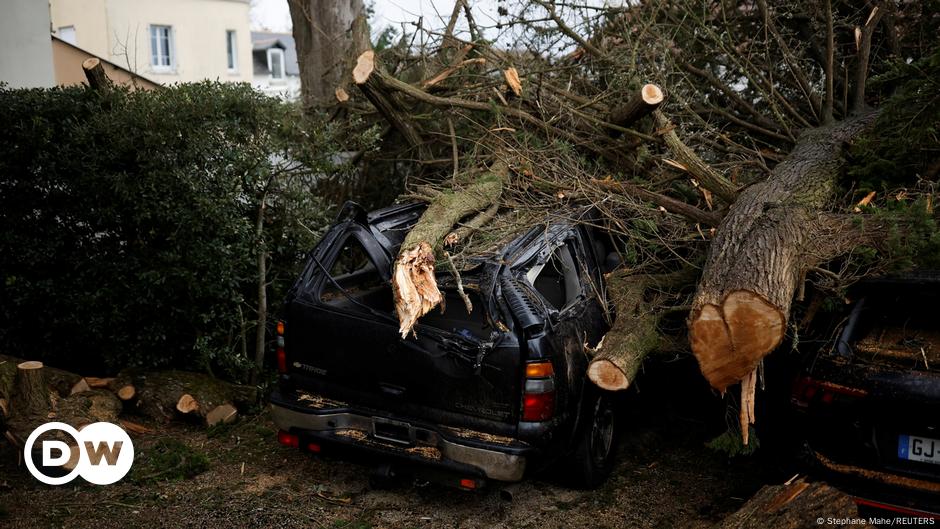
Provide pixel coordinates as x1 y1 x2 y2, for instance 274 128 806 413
250 1 502 34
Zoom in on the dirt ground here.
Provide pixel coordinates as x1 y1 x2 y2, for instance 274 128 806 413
0 359 783 529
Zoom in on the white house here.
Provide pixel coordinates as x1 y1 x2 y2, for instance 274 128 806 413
49 0 253 84
251 32 300 101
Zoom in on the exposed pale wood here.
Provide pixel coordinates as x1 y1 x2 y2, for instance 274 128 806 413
11 361 50 420
608 84 664 128
116 385 136 401
206 404 238 427
119 419 153 434
503 67 522 96
84 376 115 389
393 165 506 337
70 378 91 395
588 271 695 391
82 58 111 92
717 479 857 529
689 113 877 393
176 394 199 414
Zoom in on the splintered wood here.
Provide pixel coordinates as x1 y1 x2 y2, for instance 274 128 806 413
690 291 785 392
393 242 443 338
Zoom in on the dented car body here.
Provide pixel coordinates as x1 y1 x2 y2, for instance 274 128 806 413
271 202 618 488
793 276 940 514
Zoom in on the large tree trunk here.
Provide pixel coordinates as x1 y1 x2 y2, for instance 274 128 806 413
288 0 370 108
688 112 877 435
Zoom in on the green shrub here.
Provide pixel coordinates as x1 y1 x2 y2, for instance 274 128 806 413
0 82 336 379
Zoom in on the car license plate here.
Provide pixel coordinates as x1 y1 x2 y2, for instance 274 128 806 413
899 434 940 465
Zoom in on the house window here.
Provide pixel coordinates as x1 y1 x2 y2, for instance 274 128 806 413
57 26 77 45
267 48 285 80
226 30 237 72
149 25 174 71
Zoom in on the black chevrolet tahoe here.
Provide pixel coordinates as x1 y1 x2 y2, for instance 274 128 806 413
271 201 620 489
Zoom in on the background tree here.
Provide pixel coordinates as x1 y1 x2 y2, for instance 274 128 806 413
288 0 372 109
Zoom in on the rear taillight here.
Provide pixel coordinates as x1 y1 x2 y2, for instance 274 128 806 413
522 361 555 421
276 320 287 373
277 430 299 448
792 376 867 408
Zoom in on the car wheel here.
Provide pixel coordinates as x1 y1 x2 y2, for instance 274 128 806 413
567 391 618 489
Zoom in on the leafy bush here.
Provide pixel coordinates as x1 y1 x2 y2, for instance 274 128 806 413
0 82 337 379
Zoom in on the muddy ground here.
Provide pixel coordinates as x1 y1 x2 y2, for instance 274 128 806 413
0 358 792 529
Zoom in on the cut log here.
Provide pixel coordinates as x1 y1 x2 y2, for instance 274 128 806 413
11 361 50 419
608 84 664 129
82 58 111 92
56 389 122 427
588 270 694 391
717 479 857 529
206 404 238 427
393 165 506 337
132 370 257 423
689 113 878 394
116 384 136 401
119 419 153 434
84 376 115 389
70 378 91 395
176 394 199 414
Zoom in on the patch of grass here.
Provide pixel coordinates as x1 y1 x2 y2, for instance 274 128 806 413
706 426 760 458
130 439 210 484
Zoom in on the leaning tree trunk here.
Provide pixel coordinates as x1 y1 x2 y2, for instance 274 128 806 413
393 166 506 338
688 112 877 435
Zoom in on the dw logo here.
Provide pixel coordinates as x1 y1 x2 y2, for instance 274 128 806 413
24 422 134 485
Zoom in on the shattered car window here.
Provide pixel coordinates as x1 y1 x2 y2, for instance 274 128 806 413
527 242 581 310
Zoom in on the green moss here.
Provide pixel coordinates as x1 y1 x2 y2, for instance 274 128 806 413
706 426 760 457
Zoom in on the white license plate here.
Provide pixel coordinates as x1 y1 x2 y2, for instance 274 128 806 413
899 434 940 465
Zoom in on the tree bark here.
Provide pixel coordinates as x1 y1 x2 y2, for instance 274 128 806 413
608 84 664 130
353 51 429 159
394 165 506 337
717 479 857 529
588 271 693 391
82 58 111 92
689 113 878 394
288 0 370 108
11 361 50 420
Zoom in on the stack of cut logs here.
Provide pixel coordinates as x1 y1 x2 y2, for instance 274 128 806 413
0 354 256 450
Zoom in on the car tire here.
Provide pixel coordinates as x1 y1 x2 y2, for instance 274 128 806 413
566 390 618 489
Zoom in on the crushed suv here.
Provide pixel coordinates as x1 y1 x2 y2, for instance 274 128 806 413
792 275 940 515
271 201 620 489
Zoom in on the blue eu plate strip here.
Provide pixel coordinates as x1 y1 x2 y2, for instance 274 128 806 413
898 434 910 460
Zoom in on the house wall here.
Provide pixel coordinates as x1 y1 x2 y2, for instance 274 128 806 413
52 38 160 90
50 0 252 84
0 0 56 88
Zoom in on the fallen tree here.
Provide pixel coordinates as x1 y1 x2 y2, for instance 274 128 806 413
296 0 938 442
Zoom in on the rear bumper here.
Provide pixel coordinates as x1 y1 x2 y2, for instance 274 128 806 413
270 391 530 482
